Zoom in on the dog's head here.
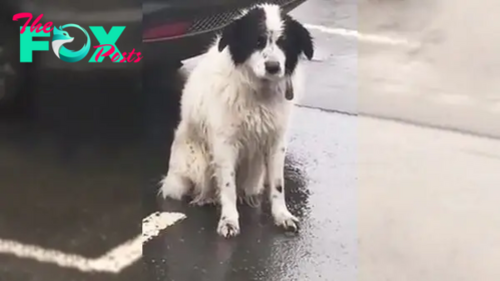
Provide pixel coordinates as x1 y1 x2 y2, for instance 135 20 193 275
218 4 314 81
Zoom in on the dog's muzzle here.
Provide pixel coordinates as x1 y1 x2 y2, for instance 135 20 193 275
265 61 281 75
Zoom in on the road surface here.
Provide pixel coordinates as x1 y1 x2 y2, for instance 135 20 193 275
293 0 500 139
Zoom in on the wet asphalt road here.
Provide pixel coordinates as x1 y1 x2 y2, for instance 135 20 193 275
293 0 500 139
0 69 144 281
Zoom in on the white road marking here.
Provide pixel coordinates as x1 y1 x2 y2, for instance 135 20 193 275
304 23 421 47
0 239 98 272
142 212 186 243
0 212 186 273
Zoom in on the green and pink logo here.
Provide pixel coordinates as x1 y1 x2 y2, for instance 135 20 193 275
13 13 142 63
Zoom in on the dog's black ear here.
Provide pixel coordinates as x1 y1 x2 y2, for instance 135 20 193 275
218 21 236 52
216 17 255 65
289 19 314 60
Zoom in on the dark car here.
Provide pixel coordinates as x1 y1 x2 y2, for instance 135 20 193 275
0 0 306 109
143 0 305 66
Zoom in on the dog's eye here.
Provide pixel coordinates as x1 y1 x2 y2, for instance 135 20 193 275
277 35 286 45
257 35 266 48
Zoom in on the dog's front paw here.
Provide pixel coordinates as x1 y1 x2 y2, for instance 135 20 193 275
217 216 240 238
273 209 299 233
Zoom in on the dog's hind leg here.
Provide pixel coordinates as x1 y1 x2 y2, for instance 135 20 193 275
159 123 195 200
159 173 191 200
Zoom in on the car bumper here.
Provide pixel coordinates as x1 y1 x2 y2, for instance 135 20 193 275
143 0 306 64
33 0 306 69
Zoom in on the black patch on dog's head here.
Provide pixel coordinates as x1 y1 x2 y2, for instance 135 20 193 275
278 14 314 75
218 6 313 75
218 7 267 65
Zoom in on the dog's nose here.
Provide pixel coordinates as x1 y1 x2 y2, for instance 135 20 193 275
265 61 281 74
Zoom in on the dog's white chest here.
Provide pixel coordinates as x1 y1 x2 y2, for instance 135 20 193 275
230 101 285 147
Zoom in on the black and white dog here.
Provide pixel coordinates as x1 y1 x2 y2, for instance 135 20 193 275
159 3 314 238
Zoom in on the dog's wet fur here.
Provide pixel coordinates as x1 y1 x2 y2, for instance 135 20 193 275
159 3 313 238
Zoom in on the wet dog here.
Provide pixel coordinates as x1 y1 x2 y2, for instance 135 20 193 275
159 3 313 238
